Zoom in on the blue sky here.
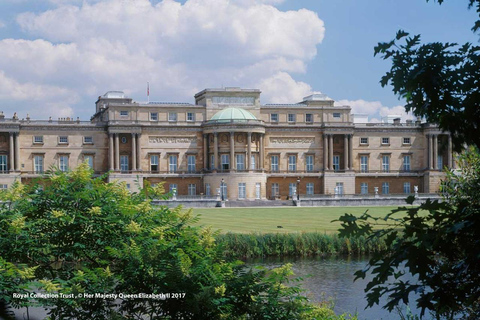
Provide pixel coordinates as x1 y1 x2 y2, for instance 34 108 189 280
0 0 477 121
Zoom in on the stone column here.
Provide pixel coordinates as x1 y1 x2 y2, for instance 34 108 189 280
109 134 114 171
427 134 433 170
136 134 141 170
115 134 120 171
247 132 252 171
230 132 235 171
323 134 328 171
348 134 353 171
9 132 14 172
259 134 264 170
344 134 348 171
448 135 453 169
131 133 137 171
329 134 334 171
203 134 208 170
214 132 218 170
14 133 19 171
433 134 438 170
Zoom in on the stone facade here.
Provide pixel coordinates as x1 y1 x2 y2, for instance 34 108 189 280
0 88 454 199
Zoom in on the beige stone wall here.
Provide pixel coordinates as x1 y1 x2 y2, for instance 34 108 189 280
323 173 356 195
204 173 267 200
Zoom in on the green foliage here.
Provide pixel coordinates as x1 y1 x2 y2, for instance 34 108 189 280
0 163 352 319
374 0 480 151
336 148 480 319
216 232 386 259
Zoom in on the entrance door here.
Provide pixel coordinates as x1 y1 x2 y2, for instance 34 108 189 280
255 183 261 199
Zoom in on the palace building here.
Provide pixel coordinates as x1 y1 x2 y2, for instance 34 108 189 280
0 87 453 199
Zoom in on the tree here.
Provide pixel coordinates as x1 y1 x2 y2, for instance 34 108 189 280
0 164 340 319
374 0 480 151
338 1 480 319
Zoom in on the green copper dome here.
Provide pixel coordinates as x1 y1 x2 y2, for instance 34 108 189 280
210 107 257 122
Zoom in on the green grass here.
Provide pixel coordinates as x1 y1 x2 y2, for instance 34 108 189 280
192 206 410 234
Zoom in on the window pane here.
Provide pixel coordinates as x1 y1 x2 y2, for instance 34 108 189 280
84 155 93 169
238 183 246 199
361 183 368 195
306 183 314 195
188 155 196 173
169 155 177 172
120 155 128 172
150 155 159 171
236 154 245 171
59 155 69 172
288 155 296 171
333 155 340 171
271 155 278 172
306 155 314 172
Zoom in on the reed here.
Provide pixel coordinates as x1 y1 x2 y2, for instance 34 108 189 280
216 232 386 259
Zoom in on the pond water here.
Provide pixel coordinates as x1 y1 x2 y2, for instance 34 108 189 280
245 255 429 320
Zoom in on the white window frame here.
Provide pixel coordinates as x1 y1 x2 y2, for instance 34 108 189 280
236 154 245 171
205 183 211 196
360 182 368 195
168 155 178 173
382 137 390 145
360 155 368 173
169 184 178 195
382 155 390 172
59 136 68 144
404 182 411 194
333 113 341 118
34 136 44 144
84 154 94 169
437 155 443 170
306 183 314 195
120 110 129 116
333 155 340 172
271 155 279 172
403 155 411 172
335 182 344 195
288 183 297 196
168 112 177 122
382 182 390 194
210 154 215 170
188 184 196 196
306 155 314 172
150 154 159 172
187 112 195 122
305 113 313 123
288 155 297 172
270 113 279 122
59 155 69 172
120 155 129 172
221 154 230 170
83 136 93 144
0 155 7 172
360 137 368 145
403 137 411 145
187 155 196 173
150 112 158 121
271 183 279 198
34 155 44 173
250 155 256 170
288 114 296 123
238 183 246 199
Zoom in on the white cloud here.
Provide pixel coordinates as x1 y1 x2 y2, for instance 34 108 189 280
336 99 415 123
0 0 325 118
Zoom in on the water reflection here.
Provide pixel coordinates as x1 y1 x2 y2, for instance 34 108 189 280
245 255 428 320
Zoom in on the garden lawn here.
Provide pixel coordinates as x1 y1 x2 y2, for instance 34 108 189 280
192 206 411 234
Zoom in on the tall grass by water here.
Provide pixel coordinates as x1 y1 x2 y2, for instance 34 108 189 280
216 232 386 259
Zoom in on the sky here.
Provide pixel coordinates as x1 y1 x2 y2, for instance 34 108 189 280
0 0 478 121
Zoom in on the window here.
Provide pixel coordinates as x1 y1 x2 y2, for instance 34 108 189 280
382 137 390 145
221 154 230 170
168 112 177 122
271 155 279 172
188 184 196 196
306 183 314 195
150 155 159 172
333 155 340 172
220 183 227 199
288 155 297 172
437 155 443 170
333 113 341 118
187 155 196 173
250 155 256 170
255 183 261 199
382 182 390 194
205 183 211 196
59 136 68 144
288 114 296 123
236 154 245 171
169 184 178 195
238 183 246 199
0 155 7 172
121 136 127 144
187 112 195 122
210 154 215 170
403 155 411 172
270 113 279 122
83 136 93 144
361 182 368 195
126 184 131 190
360 137 368 145
59 155 69 172
34 155 44 173
271 183 279 198
34 136 43 144
306 155 314 172
150 112 158 121
0 184 7 190
289 183 297 197
335 182 344 195
305 114 313 123
360 155 368 172
404 182 411 194
403 137 411 145
120 111 129 116
382 155 390 172
84 155 93 169
120 155 129 172
169 155 178 173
